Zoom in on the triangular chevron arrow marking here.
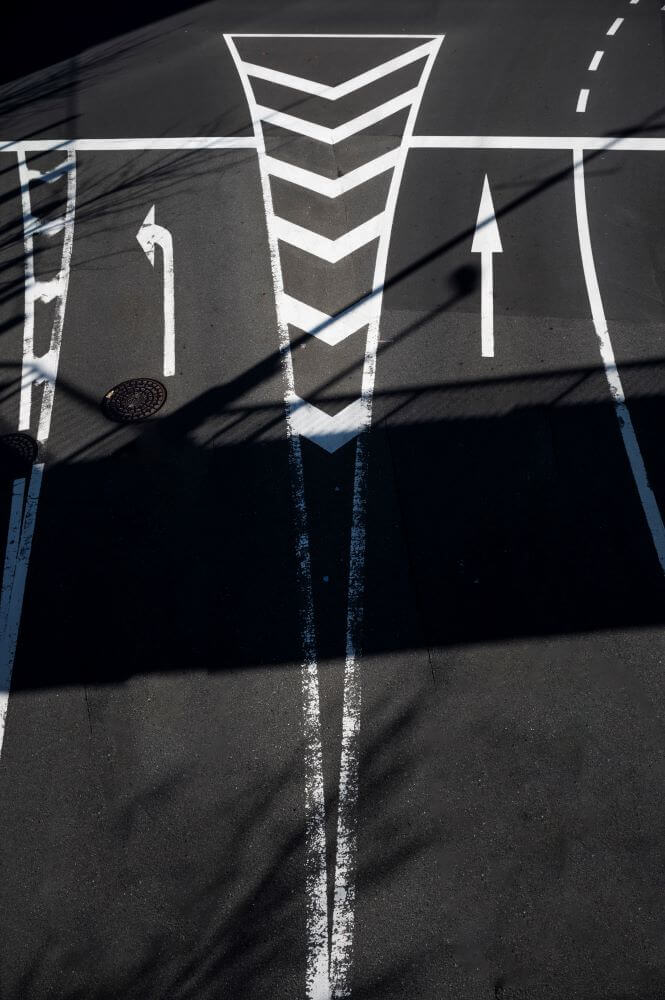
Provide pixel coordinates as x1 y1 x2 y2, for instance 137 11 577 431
282 293 379 346
288 396 368 453
471 175 502 253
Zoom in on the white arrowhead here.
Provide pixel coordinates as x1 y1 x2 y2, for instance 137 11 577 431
471 176 502 254
136 204 156 265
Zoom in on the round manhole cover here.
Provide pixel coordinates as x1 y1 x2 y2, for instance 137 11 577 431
0 432 38 478
101 378 166 423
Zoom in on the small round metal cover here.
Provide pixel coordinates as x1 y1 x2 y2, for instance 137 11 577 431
0 432 38 478
102 378 166 423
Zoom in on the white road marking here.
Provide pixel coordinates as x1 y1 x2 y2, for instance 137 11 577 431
224 34 331 1000
244 40 435 100
0 480 26 651
282 293 379 346
576 88 590 113
409 136 665 150
255 89 418 144
136 205 176 377
17 146 77 440
290 398 367 453
573 149 665 575
471 175 503 358
329 37 442 997
7 135 665 154
607 17 624 34
0 465 44 757
274 213 383 262
265 149 398 198
588 51 604 71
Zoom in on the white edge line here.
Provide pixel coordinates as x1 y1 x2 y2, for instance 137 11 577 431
573 147 665 575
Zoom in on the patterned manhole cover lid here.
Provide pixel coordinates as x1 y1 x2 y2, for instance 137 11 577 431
0 432 38 477
101 378 166 423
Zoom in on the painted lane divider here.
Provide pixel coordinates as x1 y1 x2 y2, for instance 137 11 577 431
137 206 176 378
471 175 503 358
577 88 590 113
607 17 624 35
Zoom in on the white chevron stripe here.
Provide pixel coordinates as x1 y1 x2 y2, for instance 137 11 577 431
243 40 436 100
256 89 417 143
265 149 398 197
274 213 383 262
282 293 379 345
289 395 367 453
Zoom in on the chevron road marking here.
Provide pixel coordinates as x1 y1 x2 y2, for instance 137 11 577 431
274 213 383 262
243 39 436 100
282 293 378 346
265 150 399 198
256 89 418 144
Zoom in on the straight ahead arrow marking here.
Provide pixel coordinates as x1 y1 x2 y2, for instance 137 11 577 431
471 174 503 358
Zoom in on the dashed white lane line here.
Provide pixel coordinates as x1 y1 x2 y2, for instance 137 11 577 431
576 89 590 113
588 50 604 71
607 17 624 35
573 149 665 577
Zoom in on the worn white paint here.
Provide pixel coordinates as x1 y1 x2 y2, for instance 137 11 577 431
576 88 590 113
17 146 76 440
0 465 44 758
589 50 604 70
573 148 665 575
607 17 624 34
136 205 176 377
471 175 503 358
224 34 331 999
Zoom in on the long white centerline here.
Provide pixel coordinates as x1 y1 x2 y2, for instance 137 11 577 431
573 148 665 575
224 34 331 1000
589 50 604 71
607 17 624 35
329 35 443 998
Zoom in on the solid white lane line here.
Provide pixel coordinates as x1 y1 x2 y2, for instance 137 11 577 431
274 213 383 262
607 17 624 34
577 89 590 113
573 149 665 575
588 50 604 71
0 465 44 758
265 149 398 198
224 34 331 1000
409 136 665 150
7 135 665 154
243 40 436 100
255 89 418 144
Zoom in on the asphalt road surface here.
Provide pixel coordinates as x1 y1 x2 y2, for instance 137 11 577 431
1 3 665 999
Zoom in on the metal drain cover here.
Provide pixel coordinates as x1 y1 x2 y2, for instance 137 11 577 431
101 378 166 423
0 432 38 478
